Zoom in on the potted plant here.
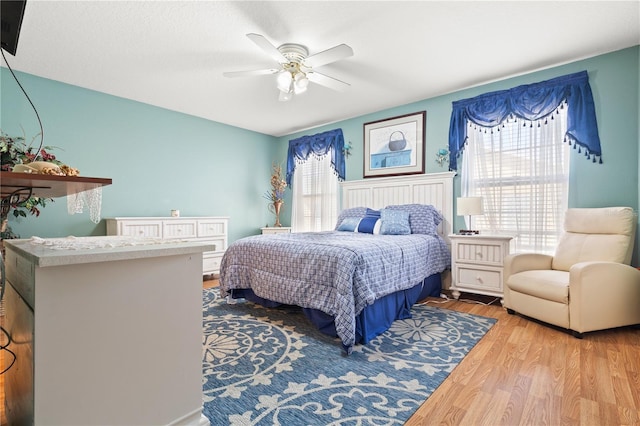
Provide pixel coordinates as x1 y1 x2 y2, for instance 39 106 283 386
0 130 59 219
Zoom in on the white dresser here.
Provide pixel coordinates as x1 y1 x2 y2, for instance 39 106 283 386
106 216 228 276
449 234 513 302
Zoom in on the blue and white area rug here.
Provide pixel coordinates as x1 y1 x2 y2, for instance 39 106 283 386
202 288 496 425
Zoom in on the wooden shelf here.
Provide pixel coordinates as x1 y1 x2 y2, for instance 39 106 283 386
1 171 112 199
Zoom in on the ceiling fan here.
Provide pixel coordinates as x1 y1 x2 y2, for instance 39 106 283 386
223 33 354 102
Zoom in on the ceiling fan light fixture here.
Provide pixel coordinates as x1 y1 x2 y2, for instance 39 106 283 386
277 71 293 92
293 72 309 94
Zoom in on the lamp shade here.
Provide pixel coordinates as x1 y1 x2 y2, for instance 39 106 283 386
457 197 484 216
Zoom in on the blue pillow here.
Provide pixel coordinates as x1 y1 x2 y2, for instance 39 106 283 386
337 217 361 232
357 216 381 234
365 208 381 218
380 208 411 235
384 204 443 235
335 207 367 230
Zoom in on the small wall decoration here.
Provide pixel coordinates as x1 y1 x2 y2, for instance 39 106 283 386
435 148 449 167
363 111 426 178
342 140 353 158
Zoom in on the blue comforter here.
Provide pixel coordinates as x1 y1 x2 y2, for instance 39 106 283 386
219 231 450 351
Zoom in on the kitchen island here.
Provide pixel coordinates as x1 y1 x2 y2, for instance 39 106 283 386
2 236 213 426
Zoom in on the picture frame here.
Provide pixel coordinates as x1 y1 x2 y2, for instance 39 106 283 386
363 111 426 178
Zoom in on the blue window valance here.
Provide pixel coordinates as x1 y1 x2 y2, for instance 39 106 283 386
286 128 346 186
448 70 602 171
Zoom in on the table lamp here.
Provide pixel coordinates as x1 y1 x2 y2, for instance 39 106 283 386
457 197 484 235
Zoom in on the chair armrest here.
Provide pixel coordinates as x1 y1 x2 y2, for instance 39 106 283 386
569 262 640 332
504 253 553 278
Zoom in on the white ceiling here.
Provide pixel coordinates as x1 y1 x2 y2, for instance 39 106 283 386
4 1 640 137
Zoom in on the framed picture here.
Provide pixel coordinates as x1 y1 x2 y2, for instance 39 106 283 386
363 111 426 178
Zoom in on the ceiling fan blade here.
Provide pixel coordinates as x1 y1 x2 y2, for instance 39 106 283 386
307 71 350 92
303 44 353 68
223 68 280 78
246 33 288 64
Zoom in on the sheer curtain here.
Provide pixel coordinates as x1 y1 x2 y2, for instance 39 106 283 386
461 105 570 254
291 153 340 232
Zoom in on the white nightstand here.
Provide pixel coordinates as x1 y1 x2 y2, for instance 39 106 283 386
448 234 513 302
261 227 292 235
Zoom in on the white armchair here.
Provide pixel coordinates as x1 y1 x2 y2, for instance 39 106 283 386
503 207 640 337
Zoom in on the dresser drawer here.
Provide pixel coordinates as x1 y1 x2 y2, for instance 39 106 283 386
457 267 502 291
117 221 163 238
201 238 226 252
163 221 197 239
203 253 223 275
455 242 506 266
198 220 227 238
261 227 292 234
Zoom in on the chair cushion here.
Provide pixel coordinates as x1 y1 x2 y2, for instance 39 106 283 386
552 207 636 271
506 270 569 304
552 233 631 271
563 207 635 235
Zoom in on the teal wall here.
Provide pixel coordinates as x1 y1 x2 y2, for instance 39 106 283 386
277 46 640 263
1 72 280 243
2 46 639 263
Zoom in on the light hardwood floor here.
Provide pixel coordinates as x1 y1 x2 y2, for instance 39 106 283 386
407 298 640 426
2 280 639 425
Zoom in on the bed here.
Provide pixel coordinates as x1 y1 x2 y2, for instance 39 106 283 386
219 172 456 354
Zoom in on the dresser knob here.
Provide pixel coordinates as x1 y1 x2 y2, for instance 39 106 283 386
476 276 483 283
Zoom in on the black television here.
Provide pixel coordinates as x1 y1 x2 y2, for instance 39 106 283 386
1 0 27 56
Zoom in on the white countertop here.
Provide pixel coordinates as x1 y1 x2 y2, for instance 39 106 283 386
3 236 216 267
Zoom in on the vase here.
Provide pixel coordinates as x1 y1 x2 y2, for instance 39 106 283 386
272 200 283 227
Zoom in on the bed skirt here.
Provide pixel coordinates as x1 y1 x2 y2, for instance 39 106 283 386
227 273 442 350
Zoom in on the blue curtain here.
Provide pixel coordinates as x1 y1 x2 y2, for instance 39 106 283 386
286 128 346 186
448 70 601 171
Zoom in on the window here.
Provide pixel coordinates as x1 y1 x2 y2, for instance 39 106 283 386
291 153 339 232
461 106 570 254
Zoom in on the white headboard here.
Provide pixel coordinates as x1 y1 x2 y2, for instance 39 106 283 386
340 172 456 244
